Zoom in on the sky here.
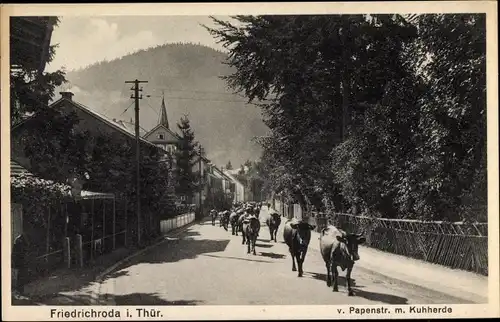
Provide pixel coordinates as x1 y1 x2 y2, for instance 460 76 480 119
47 16 233 73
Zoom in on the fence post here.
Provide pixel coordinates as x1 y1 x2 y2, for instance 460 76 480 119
75 234 83 268
112 198 116 250
124 200 128 247
63 237 71 269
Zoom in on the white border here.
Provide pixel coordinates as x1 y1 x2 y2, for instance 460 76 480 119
1 2 498 320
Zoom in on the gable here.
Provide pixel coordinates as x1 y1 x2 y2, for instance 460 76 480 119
143 125 180 144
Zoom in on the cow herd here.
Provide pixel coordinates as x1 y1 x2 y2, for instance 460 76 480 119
209 202 367 296
210 202 263 255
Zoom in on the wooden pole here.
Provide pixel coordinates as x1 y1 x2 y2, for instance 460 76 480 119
91 199 94 261
63 203 68 237
45 206 51 265
102 201 106 251
113 198 116 250
124 199 128 247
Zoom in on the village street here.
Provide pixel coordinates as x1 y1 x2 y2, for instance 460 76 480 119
89 207 479 306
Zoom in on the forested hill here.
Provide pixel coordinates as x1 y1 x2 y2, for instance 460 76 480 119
59 43 268 167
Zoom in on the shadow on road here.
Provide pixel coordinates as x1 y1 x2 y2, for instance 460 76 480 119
17 248 135 304
353 289 408 305
306 272 408 304
259 252 286 259
201 253 273 263
110 238 231 274
105 292 203 305
255 243 274 248
179 230 201 238
305 272 361 288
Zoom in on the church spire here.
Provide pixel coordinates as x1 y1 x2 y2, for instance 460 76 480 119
159 91 169 129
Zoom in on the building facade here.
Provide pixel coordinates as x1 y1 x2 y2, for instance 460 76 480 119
143 95 180 155
223 170 246 203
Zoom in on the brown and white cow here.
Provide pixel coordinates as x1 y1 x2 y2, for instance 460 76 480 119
283 219 316 277
319 225 366 296
265 212 281 242
242 215 261 255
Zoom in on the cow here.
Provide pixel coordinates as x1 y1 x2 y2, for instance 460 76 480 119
237 213 248 244
219 211 230 231
229 211 240 235
319 225 366 296
283 219 316 277
265 212 281 242
210 209 217 226
242 215 261 255
254 206 261 218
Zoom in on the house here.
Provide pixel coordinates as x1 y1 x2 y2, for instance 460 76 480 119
191 149 211 209
142 95 181 155
223 170 246 203
11 91 176 247
212 166 234 199
11 91 168 177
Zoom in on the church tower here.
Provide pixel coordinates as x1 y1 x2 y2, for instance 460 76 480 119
159 95 169 130
143 92 181 154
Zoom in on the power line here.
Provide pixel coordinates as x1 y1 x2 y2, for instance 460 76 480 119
151 87 243 96
119 101 135 117
143 98 160 117
147 95 251 104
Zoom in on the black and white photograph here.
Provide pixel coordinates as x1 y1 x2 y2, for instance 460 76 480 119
2 2 498 320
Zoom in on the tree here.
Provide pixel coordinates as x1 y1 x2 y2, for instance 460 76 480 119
205 15 418 213
225 160 233 170
207 14 486 222
397 14 487 221
10 17 67 125
10 17 89 184
175 115 199 200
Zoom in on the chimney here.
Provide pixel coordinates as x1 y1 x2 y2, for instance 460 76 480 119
60 91 74 101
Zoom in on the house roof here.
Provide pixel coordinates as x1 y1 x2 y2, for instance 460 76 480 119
226 168 243 176
113 119 147 137
46 97 158 149
223 171 245 186
10 16 56 74
10 160 114 200
11 160 32 177
212 166 233 181
11 94 164 157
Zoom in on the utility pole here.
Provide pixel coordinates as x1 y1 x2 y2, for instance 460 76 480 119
198 145 203 218
125 79 148 246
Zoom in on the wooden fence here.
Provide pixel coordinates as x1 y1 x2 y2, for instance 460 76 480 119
160 212 196 234
272 200 488 276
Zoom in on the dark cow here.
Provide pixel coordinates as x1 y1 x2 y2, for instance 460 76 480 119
210 209 217 226
265 212 281 242
283 219 316 277
319 225 366 296
242 216 261 255
229 211 240 235
219 211 230 231
237 213 247 244
254 206 261 218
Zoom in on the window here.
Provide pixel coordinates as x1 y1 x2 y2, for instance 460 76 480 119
157 132 165 140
